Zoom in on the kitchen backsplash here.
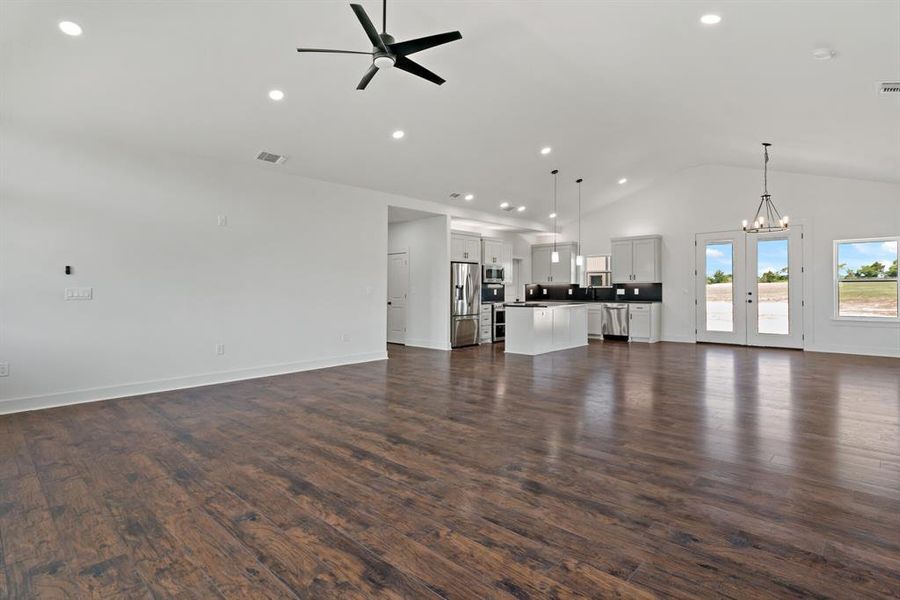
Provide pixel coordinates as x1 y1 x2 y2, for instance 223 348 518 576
523 283 663 302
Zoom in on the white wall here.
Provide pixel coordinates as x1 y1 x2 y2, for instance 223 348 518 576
0 130 420 413
388 216 451 350
562 165 900 356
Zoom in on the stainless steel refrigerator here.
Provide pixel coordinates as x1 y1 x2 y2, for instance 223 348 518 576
450 262 480 348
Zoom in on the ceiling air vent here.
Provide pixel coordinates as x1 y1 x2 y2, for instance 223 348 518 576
256 151 287 165
449 192 461 199
879 82 900 94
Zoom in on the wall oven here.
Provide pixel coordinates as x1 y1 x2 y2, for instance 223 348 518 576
493 304 506 342
482 265 504 284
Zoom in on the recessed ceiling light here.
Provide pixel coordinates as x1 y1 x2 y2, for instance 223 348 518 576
548 212 557 219
540 146 552 155
499 202 510 209
517 206 526 212
700 14 722 25
464 193 474 201
618 177 628 185
812 47 835 61
392 130 405 139
58 21 83 36
268 89 285 101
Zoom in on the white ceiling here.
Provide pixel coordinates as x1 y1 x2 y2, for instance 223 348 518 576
2 1 898 225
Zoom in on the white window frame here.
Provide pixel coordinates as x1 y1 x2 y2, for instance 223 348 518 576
832 236 900 323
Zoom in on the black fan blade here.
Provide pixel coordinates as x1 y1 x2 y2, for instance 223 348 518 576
297 48 373 55
357 64 379 90
350 4 388 53
388 31 462 56
394 56 445 85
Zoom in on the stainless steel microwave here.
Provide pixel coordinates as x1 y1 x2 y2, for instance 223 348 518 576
482 265 504 284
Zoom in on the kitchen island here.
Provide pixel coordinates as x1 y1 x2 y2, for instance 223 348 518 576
505 303 588 355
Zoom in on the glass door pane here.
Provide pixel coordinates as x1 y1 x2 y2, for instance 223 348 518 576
705 242 734 332
696 232 746 345
756 238 789 335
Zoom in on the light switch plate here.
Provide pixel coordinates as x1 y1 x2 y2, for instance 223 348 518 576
568 289 573 295
634 288 640 295
217 215 227 226
616 288 625 296
542 289 548 295
0 362 8 377
64 287 93 300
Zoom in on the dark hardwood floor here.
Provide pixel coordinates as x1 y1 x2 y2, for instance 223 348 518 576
1 341 899 599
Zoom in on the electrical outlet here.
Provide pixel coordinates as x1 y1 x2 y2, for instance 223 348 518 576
217 215 227 226
568 288 573 295
64 287 93 301
215 343 225 355
0 362 8 377
542 289 548 295
633 288 640 295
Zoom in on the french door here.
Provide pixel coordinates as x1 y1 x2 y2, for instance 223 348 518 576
696 227 803 348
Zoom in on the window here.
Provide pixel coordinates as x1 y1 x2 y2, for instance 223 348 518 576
834 238 899 320
584 255 611 287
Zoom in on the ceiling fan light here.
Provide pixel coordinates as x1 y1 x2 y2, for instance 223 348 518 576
374 55 395 69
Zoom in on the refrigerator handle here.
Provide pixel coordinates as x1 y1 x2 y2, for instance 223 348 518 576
456 284 463 301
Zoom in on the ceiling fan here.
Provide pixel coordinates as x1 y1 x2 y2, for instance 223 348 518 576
296 0 462 90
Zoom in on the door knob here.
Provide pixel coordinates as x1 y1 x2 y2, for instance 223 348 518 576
387 301 392 305
747 299 753 303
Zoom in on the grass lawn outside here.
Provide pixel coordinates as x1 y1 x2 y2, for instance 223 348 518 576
839 280 899 318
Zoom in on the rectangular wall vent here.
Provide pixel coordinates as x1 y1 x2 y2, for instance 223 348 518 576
879 82 900 94
256 151 287 164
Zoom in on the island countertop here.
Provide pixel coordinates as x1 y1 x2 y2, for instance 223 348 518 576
505 302 587 309
505 303 588 355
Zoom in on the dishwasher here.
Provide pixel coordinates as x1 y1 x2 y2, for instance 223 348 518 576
601 303 629 339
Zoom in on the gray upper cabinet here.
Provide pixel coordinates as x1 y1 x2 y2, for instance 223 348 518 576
451 233 481 263
532 246 553 283
482 239 504 266
610 235 662 283
531 242 577 284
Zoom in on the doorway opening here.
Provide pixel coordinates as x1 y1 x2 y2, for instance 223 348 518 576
695 227 804 348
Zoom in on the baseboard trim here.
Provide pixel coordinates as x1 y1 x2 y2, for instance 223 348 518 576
404 339 451 351
662 334 697 344
0 351 389 416
804 344 900 359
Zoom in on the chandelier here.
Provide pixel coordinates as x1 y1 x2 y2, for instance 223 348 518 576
742 142 789 233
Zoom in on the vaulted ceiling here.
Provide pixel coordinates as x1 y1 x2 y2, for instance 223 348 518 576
2 1 898 225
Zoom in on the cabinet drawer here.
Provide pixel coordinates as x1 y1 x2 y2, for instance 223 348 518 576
630 304 649 312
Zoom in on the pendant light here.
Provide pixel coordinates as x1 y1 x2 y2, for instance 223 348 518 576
550 169 560 263
575 178 584 267
742 142 789 233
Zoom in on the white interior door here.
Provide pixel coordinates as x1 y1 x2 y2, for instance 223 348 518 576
387 252 408 344
696 228 803 348
696 232 748 345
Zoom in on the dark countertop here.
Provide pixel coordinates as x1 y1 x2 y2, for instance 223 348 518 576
510 299 661 305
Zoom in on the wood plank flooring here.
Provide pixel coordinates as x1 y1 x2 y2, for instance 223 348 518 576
1 341 899 599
